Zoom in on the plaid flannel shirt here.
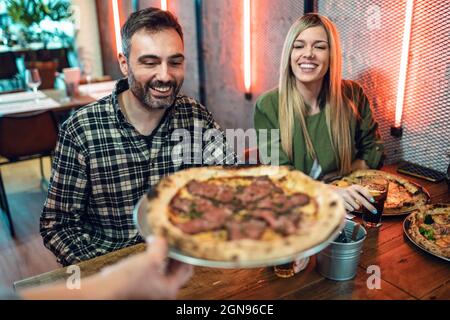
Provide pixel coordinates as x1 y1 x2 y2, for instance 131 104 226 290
41 79 235 266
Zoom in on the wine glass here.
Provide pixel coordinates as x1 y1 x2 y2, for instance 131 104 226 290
25 68 42 100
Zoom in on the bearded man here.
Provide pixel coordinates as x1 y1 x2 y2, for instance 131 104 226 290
41 8 233 266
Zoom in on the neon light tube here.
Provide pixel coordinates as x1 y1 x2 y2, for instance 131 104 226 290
395 0 415 128
161 0 168 11
244 0 251 96
112 0 122 54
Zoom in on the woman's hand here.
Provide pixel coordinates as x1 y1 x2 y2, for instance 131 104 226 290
351 159 369 171
330 184 377 213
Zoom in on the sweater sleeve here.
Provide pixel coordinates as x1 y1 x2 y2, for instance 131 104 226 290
353 84 385 169
253 93 291 166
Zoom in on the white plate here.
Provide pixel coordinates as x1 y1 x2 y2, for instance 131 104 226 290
403 214 450 262
133 195 345 268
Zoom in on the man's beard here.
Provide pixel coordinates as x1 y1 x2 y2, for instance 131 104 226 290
128 70 183 110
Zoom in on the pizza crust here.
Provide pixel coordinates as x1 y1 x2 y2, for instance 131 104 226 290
147 165 346 262
407 204 450 259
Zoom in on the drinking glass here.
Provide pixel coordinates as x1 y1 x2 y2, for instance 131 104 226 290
25 68 42 100
274 257 310 278
360 177 389 228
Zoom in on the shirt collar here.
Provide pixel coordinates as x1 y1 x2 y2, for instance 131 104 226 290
111 78 131 127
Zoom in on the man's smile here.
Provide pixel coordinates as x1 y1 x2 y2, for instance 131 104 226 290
149 84 173 98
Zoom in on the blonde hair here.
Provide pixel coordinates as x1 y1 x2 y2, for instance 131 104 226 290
278 13 357 175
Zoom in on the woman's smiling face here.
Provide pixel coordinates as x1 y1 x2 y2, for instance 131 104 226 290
290 25 330 88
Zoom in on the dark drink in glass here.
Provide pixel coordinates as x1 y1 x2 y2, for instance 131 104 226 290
274 257 310 278
274 262 295 278
361 178 389 228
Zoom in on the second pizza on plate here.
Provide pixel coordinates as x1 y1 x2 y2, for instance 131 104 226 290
405 203 450 259
332 169 430 215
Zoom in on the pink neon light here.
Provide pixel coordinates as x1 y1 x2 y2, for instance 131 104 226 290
112 0 122 54
395 0 415 128
244 0 251 93
161 0 168 11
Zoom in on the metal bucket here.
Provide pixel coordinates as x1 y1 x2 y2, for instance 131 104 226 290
316 220 367 281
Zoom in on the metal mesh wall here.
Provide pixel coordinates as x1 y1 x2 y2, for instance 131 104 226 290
400 0 450 172
319 0 450 171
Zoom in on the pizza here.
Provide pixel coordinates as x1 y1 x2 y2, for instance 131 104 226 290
332 169 430 215
146 165 345 262
406 204 450 259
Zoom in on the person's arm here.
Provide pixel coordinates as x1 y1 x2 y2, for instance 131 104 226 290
40 123 108 266
354 86 384 169
253 100 291 166
322 159 370 182
20 238 193 300
19 271 116 300
322 84 381 213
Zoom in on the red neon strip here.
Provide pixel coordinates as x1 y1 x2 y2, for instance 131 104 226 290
395 0 415 128
112 0 122 54
244 0 251 94
161 0 168 11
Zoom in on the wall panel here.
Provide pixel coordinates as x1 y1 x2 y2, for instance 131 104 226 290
202 0 304 129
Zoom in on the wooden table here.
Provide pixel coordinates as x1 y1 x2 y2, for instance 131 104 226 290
0 90 95 118
13 165 450 299
0 81 114 117
42 89 98 113
42 79 115 114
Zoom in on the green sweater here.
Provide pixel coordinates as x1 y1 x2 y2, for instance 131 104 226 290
254 80 384 176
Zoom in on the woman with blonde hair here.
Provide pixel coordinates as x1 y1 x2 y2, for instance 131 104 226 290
254 13 384 213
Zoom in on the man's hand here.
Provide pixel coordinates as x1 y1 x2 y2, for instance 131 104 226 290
101 237 193 299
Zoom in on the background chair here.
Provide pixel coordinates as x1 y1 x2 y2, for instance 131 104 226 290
0 110 59 237
0 52 24 93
